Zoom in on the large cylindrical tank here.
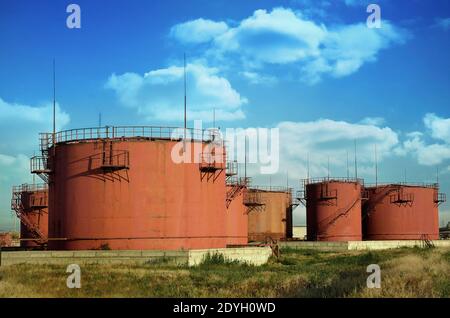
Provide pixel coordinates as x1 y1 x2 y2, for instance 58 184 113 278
247 187 293 242
363 184 440 240
306 179 362 241
48 128 227 250
12 185 48 247
225 184 248 246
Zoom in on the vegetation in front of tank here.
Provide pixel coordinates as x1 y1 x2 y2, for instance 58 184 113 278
0 247 448 298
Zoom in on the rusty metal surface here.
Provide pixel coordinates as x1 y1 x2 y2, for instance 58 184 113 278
225 185 248 246
363 185 440 240
248 190 292 242
306 181 362 241
16 189 48 247
48 138 228 250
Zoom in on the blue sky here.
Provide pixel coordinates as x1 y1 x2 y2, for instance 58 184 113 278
0 0 449 229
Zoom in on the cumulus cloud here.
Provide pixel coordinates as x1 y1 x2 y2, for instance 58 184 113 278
229 117 399 187
106 63 248 122
434 17 450 31
169 18 229 44
0 98 70 154
239 71 277 85
359 117 385 126
396 113 450 166
276 119 398 178
0 98 70 231
170 7 408 84
424 113 450 141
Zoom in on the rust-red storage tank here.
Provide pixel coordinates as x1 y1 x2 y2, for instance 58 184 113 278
305 178 363 241
11 184 48 247
363 184 445 240
32 126 228 250
225 176 248 246
247 187 293 242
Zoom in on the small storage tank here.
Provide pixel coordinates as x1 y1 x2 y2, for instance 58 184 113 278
11 184 48 247
247 187 293 242
225 178 248 246
33 126 228 250
305 178 363 241
363 184 444 240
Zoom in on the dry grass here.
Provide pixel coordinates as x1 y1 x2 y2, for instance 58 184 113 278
0 247 449 298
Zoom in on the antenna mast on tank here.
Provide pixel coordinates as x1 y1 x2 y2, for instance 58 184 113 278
306 152 310 181
184 53 187 134
53 59 56 142
436 167 439 185
354 140 358 179
244 135 248 182
346 150 350 180
375 144 378 186
327 156 330 180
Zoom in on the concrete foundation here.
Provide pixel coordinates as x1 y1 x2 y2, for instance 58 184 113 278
280 240 450 251
0 247 272 267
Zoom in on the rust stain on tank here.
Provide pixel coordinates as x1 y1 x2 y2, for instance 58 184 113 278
306 179 362 241
363 184 441 240
247 188 293 242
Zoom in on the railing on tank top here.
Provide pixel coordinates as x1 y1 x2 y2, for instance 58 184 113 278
39 126 219 150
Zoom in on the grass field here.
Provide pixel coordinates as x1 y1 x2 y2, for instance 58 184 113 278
0 247 449 298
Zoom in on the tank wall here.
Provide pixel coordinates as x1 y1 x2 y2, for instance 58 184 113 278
49 139 227 250
364 186 439 240
225 186 248 246
248 191 292 242
306 182 362 241
20 190 48 247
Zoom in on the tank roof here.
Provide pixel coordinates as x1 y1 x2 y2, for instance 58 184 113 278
302 177 364 186
250 186 292 193
364 182 439 189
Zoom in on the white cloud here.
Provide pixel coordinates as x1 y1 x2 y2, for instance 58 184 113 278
0 98 70 231
239 71 278 85
170 18 229 44
0 153 33 231
0 98 70 154
424 113 450 141
171 7 408 84
396 114 450 166
276 119 398 177
359 117 385 126
435 17 450 31
233 118 399 185
106 63 248 122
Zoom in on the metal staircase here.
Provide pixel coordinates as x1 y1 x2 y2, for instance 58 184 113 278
10 186 47 244
317 195 361 237
225 177 249 208
362 185 400 219
30 133 53 183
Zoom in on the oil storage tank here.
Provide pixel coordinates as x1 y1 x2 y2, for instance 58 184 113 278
304 178 363 241
11 184 48 247
247 186 293 242
363 183 445 240
225 175 249 246
32 126 228 250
